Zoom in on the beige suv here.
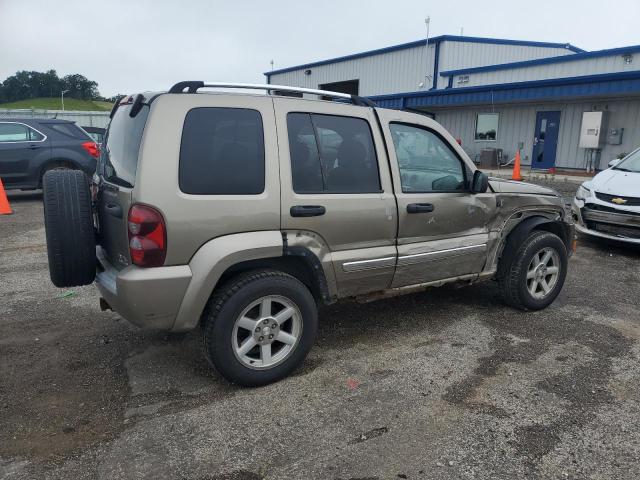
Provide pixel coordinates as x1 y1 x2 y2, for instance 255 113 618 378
43 82 574 386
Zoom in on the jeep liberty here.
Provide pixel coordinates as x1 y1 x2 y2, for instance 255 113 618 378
43 82 574 386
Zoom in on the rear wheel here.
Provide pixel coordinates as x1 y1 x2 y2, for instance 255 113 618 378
499 231 568 310
43 169 96 287
202 270 317 386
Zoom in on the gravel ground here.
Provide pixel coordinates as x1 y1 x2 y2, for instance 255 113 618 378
1 182 639 480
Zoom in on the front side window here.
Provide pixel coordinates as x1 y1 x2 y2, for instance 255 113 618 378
389 123 465 193
474 113 499 141
0 123 43 142
287 113 380 194
179 107 265 195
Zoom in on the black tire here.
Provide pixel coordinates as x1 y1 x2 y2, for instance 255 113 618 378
202 269 318 387
498 231 568 311
43 169 96 288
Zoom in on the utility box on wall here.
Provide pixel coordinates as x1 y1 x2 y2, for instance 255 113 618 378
579 111 607 149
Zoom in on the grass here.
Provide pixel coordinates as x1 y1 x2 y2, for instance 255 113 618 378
0 97 113 111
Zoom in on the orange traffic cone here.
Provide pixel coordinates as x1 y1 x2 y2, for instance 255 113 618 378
511 149 523 181
0 178 13 215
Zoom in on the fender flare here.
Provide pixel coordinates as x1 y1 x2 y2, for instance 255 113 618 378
172 231 283 331
496 215 571 278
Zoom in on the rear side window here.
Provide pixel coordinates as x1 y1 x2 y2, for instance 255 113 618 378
46 123 90 140
287 113 380 194
0 123 44 142
179 108 265 195
101 104 149 187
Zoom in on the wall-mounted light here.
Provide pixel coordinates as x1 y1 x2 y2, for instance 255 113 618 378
623 53 633 64
304 69 312 76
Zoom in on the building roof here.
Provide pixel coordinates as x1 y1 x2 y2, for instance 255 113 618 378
369 70 640 109
265 35 584 77
440 44 640 77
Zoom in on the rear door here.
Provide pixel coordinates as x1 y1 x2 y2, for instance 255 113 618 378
0 121 48 188
96 101 149 269
376 109 496 287
274 99 398 297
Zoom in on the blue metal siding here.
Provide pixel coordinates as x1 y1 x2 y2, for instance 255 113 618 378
370 71 640 108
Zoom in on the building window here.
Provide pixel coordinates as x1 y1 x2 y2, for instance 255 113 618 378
475 113 499 141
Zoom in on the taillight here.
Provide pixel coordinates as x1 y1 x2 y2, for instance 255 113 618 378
127 205 166 267
81 141 100 159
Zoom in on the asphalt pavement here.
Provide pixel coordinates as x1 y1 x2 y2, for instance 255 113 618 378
1 185 639 480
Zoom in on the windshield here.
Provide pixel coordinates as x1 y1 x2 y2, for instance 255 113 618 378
614 149 640 173
98 103 149 187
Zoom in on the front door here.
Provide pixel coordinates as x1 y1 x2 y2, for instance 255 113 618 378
376 109 496 288
532 111 561 170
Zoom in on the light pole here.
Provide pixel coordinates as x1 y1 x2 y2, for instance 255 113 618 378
61 89 69 111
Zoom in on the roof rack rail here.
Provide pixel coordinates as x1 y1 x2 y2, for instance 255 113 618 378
167 81 376 107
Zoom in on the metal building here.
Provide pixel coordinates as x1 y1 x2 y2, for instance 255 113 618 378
266 35 640 171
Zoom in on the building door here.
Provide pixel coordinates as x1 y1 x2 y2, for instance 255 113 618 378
532 111 561 170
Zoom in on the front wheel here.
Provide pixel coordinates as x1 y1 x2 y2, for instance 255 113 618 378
202 270 318 386
499 231 568 310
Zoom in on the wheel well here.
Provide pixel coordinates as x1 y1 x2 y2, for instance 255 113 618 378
39 160 78 186
497 216 570 278
216 256 328 304
531 221 569 247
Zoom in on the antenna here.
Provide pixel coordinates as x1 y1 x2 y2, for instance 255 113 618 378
270 59 274 71
420 16 431 89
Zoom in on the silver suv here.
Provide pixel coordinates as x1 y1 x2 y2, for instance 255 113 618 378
43 82 574 386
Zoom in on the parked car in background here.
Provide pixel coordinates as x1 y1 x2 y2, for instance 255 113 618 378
81 126 106 145
572 148 640 244
0 118 99 190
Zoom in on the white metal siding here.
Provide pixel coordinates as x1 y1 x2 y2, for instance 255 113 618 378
268 40 575 95
435 42 574 88
434 98 640 170
451 54 637 87
269 44 436 96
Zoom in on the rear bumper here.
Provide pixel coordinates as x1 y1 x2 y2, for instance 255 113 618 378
571 198 640 245
95 247 192 330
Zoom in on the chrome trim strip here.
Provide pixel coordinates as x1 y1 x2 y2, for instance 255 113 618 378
342 256 396 273
398 244 487 266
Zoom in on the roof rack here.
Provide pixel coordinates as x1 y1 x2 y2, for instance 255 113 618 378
168 81 376 107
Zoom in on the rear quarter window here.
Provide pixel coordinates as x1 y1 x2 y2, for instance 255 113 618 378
179 107 265 195
45 123 90 140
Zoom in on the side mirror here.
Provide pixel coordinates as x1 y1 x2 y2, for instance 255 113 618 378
471 170 489 193
608 158 622 168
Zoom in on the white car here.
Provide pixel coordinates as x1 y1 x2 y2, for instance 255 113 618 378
572 149 640 244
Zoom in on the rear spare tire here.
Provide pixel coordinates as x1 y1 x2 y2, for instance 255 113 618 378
43 169 96 287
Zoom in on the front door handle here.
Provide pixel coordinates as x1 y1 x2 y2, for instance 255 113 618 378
290 205 326 217
407 203 435 213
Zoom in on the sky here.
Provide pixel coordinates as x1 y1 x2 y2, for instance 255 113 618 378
1 0 640 97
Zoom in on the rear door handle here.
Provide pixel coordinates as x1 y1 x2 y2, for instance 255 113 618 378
290 205 326 217
407 203 435 213
27 144 41 150
105 203 123 218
